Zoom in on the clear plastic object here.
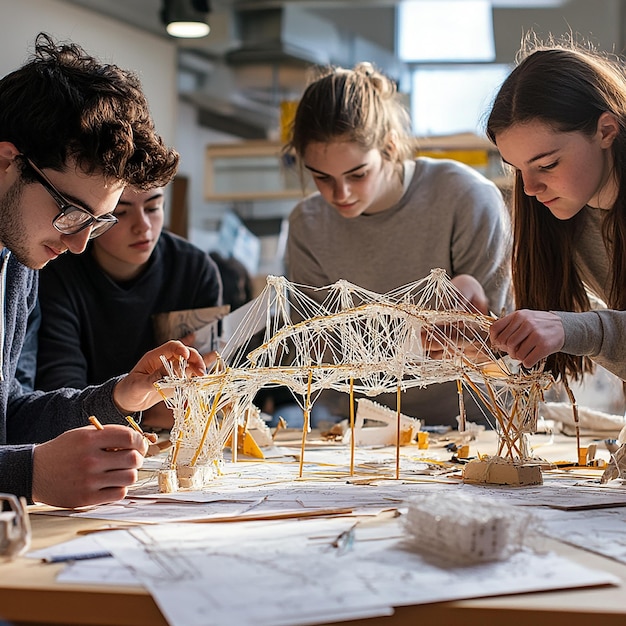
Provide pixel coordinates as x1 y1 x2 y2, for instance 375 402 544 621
0 494 31 560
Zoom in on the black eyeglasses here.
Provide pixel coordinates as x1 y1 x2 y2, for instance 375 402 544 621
22 157 118 239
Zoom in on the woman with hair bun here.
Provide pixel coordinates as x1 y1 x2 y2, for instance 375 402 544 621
283 63 512 427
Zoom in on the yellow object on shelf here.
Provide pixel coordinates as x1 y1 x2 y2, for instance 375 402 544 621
418 149 489 168
280 100 299 144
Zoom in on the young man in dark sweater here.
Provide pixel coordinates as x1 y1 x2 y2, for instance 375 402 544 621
33 185 222 429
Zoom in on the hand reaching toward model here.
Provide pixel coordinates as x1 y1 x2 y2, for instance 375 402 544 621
489 309 565 368
422 274 490 361
113 340 206 414
451 274 489 315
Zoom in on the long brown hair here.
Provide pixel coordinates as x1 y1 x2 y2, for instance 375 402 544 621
487 36 626 380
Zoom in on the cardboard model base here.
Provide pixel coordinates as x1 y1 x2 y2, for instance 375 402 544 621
462 456 543 486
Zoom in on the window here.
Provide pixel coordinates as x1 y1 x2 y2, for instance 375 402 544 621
397 0 495 63
410 64 510 136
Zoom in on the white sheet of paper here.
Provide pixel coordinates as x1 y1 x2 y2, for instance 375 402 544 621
537 506 626 564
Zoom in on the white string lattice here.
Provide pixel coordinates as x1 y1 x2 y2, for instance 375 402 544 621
155 269 555 491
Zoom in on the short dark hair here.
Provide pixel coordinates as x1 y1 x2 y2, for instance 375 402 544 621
0 32 179 188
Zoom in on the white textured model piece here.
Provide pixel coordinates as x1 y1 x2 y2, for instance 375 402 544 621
155 269 555 492
343 398 422 446
601 443 626 484
403 493 534 565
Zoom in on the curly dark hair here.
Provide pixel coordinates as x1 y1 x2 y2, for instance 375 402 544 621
0 33 179 188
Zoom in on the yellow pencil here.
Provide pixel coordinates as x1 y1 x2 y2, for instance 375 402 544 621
125 415 144 435
88 415 104 430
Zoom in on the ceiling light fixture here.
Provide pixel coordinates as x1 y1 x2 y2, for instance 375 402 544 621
161 0 211 39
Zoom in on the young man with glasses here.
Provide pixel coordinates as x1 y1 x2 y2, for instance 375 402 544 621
0 33 205 509
21 156 120 239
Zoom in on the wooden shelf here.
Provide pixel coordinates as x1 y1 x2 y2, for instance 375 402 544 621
204 135 511 202
205 141 313 201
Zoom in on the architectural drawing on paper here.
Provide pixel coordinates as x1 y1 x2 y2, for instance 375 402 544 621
155 269 555 492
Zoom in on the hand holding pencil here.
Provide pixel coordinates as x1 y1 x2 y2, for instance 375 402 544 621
29 341 200 510
31 416 150 509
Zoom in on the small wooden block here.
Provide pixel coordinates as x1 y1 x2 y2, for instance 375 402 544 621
462 457 543 486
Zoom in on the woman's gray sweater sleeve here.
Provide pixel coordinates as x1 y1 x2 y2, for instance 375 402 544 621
555 309 626 379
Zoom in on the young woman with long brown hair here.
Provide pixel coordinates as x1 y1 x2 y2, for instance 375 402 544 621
488 39 626 384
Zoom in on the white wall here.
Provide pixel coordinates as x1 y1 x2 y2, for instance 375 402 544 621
0 0 177 145
176 99 237 245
